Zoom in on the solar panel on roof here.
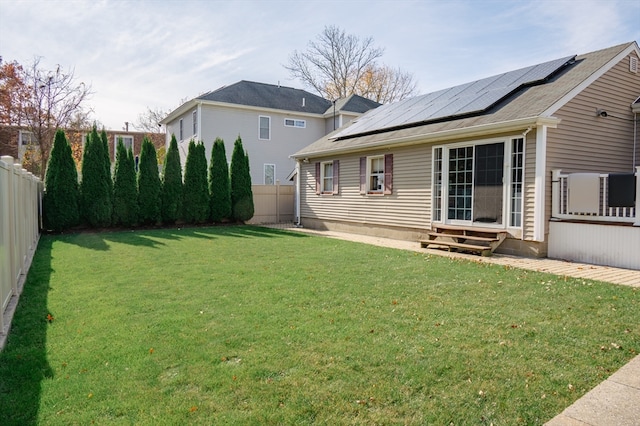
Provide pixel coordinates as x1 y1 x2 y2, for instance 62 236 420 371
332 54 575 139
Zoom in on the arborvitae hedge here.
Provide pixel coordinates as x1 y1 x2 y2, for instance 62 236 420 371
100 129 113 213
43 129 79 231
161 135 183 224
209 137 231 222
137 137 161 225
183 140 210 223
80 126 112 227
112 139 138 227
230 136 254 222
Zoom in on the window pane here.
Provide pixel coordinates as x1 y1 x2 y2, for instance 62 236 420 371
264 164 275 185
259 117 270 139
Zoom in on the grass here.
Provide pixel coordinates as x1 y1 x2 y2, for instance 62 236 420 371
0 225 638 425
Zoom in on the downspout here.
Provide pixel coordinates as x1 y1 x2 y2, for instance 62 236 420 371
295 160 301 226
633 112 637 170
197 102 202 141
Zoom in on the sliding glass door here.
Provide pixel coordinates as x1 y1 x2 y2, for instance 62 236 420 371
445 142 505 225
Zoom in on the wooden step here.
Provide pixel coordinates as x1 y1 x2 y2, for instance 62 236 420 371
421 240 493 256
426 232 499 243
420 225 508 256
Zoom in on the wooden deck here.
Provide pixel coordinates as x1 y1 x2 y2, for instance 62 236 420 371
420 224 507 256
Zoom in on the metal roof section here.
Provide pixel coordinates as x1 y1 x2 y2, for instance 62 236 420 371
331 54 576 140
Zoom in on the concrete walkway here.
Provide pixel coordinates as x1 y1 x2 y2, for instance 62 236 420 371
263 225 640 425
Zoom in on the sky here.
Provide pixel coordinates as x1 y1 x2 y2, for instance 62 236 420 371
1 0 639 131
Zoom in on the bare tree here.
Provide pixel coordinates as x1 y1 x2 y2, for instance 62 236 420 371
354 64 418 104
18 57 92 176
285 26 418 103
134 106 168 133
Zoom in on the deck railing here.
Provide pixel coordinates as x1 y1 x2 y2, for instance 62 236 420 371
551 167 640 226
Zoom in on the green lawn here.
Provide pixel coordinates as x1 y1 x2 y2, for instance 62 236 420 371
1 226 638 425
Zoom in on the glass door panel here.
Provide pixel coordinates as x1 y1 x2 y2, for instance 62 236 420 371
446 142 504 225
447 147 473 221
472 143 504 224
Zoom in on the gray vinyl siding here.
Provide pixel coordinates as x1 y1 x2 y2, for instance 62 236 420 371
544 52 640 226
547 53 640 173
300 145 431 230
523 132 537 241
301 133 540 236
166 104 327 185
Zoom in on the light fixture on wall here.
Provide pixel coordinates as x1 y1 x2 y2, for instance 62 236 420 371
596 108 608 118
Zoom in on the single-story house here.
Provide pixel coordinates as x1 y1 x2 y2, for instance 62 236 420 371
160 80 380 185
291 41 640 265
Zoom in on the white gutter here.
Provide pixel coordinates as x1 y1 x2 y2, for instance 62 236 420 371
295 160 301 226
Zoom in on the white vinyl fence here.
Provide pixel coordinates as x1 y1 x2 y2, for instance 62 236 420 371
1 155 42 342
247 182 295 224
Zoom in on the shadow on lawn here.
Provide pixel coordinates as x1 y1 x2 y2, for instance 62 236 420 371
0 236 54 425
58 224 310 251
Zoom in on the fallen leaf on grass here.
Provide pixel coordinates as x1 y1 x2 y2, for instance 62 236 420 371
46 314 54 323
189 406 198 412
149 348 154 354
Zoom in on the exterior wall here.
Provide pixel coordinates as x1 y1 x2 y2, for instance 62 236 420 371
547 53 640 174
324 112 359 135
544 51 640 243
0 125 165 167
168 103 328 186
548 222 640 270
0 125 20 158
523 131 538 243
64 130 165 163
298 131 546 257
300 144 432 231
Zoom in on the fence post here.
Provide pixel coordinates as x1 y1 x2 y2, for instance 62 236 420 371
1 157 17 297
276 180 280 223
0 157 9 333
551 169 562 219
634 167 640 227
13 163 26 294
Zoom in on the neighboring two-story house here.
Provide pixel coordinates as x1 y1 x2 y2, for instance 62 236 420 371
160 80 380 185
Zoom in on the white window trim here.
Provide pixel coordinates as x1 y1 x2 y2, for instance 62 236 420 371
192 110 198 137
259 115 271 140
284 118 306 128
114 135 134 160
179 118 184 141
320 161 333 193
432 135 525 232
19 131 36 145
367 155 385 194
533 125 547 241
264 163 275 185
507 137 526 233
